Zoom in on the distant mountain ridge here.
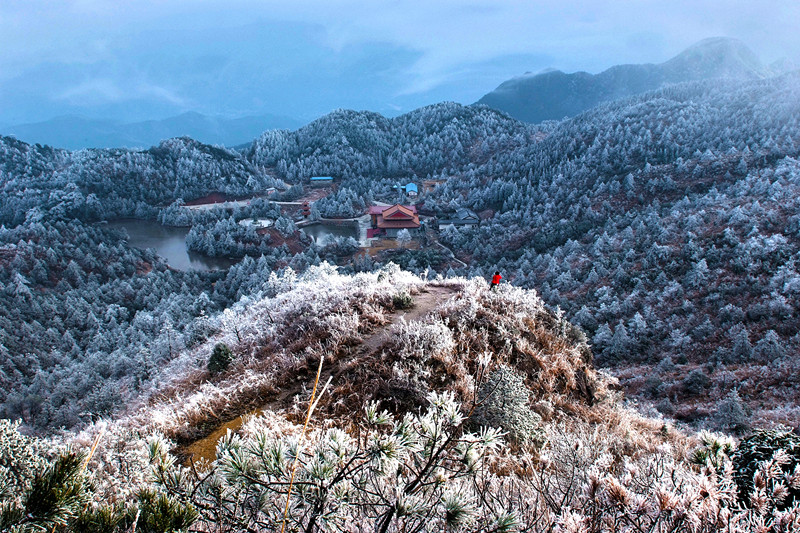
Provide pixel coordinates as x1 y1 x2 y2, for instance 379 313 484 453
476 37 789 123
0 111 305 150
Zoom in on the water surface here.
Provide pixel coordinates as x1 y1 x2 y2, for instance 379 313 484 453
301 223 358 243
106 219 237 271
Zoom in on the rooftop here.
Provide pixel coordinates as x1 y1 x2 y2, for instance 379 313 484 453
368 204 418 215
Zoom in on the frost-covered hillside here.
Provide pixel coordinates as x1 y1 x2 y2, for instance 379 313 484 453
4 266 800 532
1 72 799 433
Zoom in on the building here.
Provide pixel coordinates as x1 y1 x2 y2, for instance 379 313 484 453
309 176 334 187
422 179 446 194
368 204 420 237
392 182 419 197
437 207 480 227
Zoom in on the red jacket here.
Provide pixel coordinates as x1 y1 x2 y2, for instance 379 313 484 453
491 274 502 285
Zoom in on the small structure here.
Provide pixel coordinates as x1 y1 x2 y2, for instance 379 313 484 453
437 208 480 228
392 182 419 197
309 176 334 187
368 204 420 238
422 179 446 194
238 218 274 229
302 201 311 217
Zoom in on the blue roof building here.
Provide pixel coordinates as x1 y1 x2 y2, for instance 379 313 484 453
309 176 334 187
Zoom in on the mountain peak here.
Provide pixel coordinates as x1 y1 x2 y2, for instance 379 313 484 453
477 37 769 123
662 37 765 80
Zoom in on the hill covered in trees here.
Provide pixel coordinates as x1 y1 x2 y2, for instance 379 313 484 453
0 71 799 433
3 268 800 532
244 73 800 428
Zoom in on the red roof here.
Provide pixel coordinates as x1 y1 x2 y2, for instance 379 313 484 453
368 204 417 215
382 205 415 219
377 214 420 229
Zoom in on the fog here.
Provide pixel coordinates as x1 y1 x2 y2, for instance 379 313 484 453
1 0 798 125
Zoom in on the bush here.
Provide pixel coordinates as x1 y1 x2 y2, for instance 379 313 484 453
392 291 414 310
690 431 735 471
731 428 800 508
714 389 750 434
472 365 544 447
0 419 47 501
207 343 235 375
681 368 710 395
149 392 506 532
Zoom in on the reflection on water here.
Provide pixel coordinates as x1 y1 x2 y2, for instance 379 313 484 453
301 223 358 243
106 219 237 271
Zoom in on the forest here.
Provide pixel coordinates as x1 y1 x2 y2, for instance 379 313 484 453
0 72 799 431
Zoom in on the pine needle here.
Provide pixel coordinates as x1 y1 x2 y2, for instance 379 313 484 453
280 356 325 533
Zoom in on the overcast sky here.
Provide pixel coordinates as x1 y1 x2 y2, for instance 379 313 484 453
1 0 798 124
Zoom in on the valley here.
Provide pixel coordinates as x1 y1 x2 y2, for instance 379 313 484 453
0 38 799 532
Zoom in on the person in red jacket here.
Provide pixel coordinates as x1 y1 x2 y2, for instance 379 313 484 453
490 271 502 290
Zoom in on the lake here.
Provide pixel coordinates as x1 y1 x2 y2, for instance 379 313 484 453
105 219 237 271
300 223 359 243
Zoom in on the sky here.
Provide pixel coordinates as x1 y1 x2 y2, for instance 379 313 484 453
1 0 798 125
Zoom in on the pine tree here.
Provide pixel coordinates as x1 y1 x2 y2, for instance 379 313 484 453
208 343 235 375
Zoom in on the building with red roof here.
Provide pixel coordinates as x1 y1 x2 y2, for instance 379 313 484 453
368 204 420 237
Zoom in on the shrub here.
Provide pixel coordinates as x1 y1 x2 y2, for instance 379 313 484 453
0 419 47 502
392 291 414 310
690 431 735 471
731 428 800 508
472 365 544 447
714 389 750 434
0 452 91 531
681 368 710 395
642 375 663 398
207 343 235 375
149 392 506 532
754 330 786 362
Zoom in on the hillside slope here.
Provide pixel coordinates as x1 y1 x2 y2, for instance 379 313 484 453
129 265 599 445
477 37 771 123
1 74 799 434
5 267 799 532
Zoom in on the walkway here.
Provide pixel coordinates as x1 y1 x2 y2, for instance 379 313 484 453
183 284 458 464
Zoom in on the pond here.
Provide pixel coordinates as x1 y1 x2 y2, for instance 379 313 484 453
300 223 359 244
105 219 237 271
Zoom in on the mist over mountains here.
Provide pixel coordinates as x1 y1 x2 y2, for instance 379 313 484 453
5 37 795 151
477 37 795 123
0 112 304 150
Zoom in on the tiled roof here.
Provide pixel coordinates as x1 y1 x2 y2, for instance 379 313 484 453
368 204 417 215
377 215 420 229
382 205 415 219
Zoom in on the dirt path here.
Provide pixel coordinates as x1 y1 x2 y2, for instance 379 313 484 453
359 285 454 354
183 284 458 464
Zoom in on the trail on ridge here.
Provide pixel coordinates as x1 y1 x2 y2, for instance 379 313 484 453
184 284 457 463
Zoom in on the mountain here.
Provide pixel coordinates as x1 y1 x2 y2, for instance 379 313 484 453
1 74 799 436
0 111 304 150
245 74 800 429
476 37 773 123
